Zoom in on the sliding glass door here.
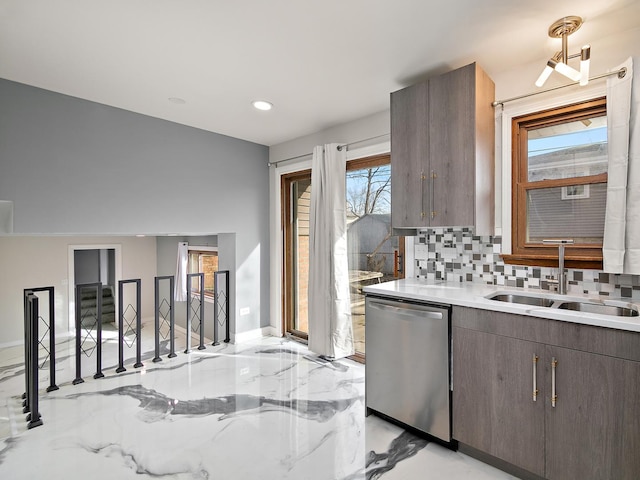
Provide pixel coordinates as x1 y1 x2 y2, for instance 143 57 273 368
282 171 312 338
282 154 403 356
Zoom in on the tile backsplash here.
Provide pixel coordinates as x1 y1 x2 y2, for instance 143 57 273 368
414 227 640 300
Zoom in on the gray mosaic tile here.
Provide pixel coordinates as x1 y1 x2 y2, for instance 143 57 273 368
414 227 640 299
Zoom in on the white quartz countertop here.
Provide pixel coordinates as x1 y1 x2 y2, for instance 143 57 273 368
363 278 640 333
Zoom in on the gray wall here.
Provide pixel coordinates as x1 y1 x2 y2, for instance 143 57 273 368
0 79 270 336
74 248 116 285
74 249 101 284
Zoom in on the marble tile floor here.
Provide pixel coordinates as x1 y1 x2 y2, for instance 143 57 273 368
0 324 518 479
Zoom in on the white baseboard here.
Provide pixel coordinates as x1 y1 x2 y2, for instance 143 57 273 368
171 323 215 345
232 326 277 344
262 326 279 338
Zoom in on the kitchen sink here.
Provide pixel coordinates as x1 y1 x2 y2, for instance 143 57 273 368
486 292 639 317
557 301 639 317
487 293 556 308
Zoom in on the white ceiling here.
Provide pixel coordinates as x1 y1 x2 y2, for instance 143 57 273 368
1 0 639 147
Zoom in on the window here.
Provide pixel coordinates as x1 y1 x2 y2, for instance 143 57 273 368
507 97 607 268
188 248 218 297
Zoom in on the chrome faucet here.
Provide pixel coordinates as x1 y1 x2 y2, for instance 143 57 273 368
542 239 574 295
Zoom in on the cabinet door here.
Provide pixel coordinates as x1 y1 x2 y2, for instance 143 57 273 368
453 327 545 476
545 346 640 480
428 63 475 227
390 81 429 228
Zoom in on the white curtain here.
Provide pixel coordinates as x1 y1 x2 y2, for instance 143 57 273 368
308 143 354 359
603 57 640 273
174 242 189 301
627 58 640 272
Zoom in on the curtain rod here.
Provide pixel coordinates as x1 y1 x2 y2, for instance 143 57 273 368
268 133 390 167
336 133 390 151
269 69 628 166
492 67 627 107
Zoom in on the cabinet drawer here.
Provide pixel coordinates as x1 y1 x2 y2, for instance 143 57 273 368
453 305 640 362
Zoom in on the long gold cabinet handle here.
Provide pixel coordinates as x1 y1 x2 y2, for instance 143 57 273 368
551 357 558 407
420 171 426 219
430 170 437 219
533 354 539 402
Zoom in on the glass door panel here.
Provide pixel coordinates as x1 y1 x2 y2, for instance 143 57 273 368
283 172 311 337
346 157 403 356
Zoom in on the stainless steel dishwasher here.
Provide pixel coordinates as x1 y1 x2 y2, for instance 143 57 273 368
365 294 452 445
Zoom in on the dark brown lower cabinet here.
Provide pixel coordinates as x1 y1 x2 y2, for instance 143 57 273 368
452 306 640 480
453 327 545 477
545 345 640 480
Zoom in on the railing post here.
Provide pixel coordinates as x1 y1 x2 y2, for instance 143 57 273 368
116 279 126 373
213 274 219 346
24 287 58 392
185 274 192 354
93 284 104 380
167 276 176 359
197 274 205 351
153 276 176 362
117 279 143 373
134 279 144 367
224 270 230 343
186 273 205 353
73 282 103 384
22 290 31 413
153 276 163 363
212 271 230 346
26 293 43 429
72 285 84 385
44 287 58 392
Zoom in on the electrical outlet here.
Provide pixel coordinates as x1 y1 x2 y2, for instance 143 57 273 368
240 307 250 316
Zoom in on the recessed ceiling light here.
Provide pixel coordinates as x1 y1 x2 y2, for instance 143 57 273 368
252 100 273 111
135 234 146 238
168 97 186 105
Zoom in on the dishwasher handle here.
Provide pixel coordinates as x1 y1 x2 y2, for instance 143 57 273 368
368 301 444 320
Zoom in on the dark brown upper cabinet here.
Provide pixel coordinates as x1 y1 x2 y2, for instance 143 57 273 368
391 62 495 235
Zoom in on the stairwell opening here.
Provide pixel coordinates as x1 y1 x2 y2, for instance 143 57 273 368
68 244 122 332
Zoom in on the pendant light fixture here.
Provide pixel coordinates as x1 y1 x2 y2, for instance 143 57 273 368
535 16 591 88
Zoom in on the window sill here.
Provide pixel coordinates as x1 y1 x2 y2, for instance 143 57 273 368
501 254 603 270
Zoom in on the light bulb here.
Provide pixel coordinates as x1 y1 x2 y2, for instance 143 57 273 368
252 100 273 111
535 64 554 88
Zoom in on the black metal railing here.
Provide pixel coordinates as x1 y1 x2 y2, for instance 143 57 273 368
186 273 205 353
213 270 230 345
153 276 176 362
23 286 58 396
20 272 232 413
23 291 44 429
73 282 104 384
116 279 143 372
